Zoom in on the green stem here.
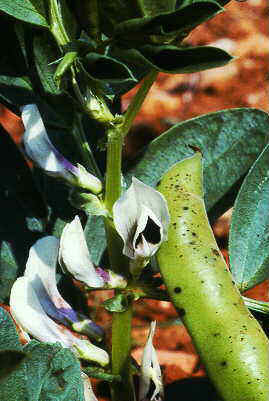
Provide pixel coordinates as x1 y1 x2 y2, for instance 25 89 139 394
74 114 103 180
104 69 158 401
49 0 69 46
121 70 158 138
104 125 123 213
111 305 135 401
86 0 101 41
243 296 269 315
104 125 134 401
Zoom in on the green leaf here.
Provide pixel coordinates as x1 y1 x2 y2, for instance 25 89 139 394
83 367 122 382
69 191 108 217
229 143 269 292
0 307 27 398
0 75 36 106
0 0 48 27
0 17 28 77
0 126 47 301
124 108 269 212
24 341 84 401
82 53 136 84
0 350 26 381
0 307 23 352
107 46 151 95
115 1 223 38
33 33 62 95
98 0 143 37
103 293 133 312
83 109 269 264
136 44 233 73
84 215 107 265
54 51 77 88
0 339 84 401
142 0 177 16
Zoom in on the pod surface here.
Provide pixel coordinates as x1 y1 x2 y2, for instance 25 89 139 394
157 153 269 401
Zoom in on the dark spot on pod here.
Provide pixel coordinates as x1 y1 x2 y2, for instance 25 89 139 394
176 308 186 317
183 206 189 210
220 361 227 367
201 280 204 283
190 241 196 245
248 382 252 385
211 248 219 256
213 333 220 337
174 287 182 294
156 179 161 186
172 222 177 228
192 232 197 236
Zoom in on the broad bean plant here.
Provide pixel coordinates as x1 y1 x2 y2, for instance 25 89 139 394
0 1 268 401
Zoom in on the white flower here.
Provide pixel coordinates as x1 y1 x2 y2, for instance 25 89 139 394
113 177 170 259
59 215 127 289
21 104 102 194
23 235 104 341
10 236 109 366
10 277 109 366
139 321 163 401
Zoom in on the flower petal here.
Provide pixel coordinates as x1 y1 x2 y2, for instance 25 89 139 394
59 216 104 288
113 181 139 258
10 276 81 346
81 372 98 401
21 104 76 178
133 205 163 258
10 277 109 365
132 178 170 242
24 236 104 341
24 236 78 323
113 177 170 259
21 104 102 194
139 321 163 401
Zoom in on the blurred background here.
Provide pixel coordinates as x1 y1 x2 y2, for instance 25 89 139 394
0 0 268 399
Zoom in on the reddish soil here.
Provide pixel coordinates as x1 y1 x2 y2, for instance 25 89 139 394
0 1 268 399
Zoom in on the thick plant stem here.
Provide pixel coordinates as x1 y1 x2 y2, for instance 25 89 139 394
104 125 134 401
111 305 134 401
105 125 123 213
104 70 159 401
121 70 158 138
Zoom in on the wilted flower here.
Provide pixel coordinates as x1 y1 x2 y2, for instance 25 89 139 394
59 215 127 289
10 236 109 366
21 104 102 194
139 321 163 401
113 177 170 260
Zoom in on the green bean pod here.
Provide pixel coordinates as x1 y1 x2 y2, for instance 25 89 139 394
157 152 269 401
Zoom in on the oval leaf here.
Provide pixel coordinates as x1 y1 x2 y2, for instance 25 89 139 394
87 108 269 264
115 1 223 37
137 44 233 73
124 108 269 212
229 143 269 292
0 0 48 27
82 53 136 84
